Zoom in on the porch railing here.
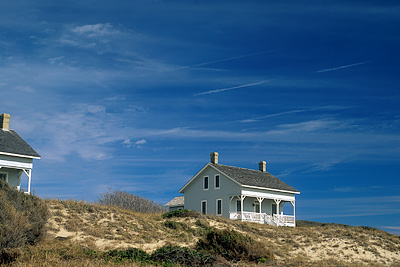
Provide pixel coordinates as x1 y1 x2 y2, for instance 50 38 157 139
230 211 295 227
276 214 295 223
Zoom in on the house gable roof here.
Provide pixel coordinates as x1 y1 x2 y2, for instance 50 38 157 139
0 129 40 158
211 163 300 193
179 162 299 194
165 196 184 207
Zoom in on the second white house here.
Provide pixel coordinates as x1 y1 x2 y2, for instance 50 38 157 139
167 152 300 227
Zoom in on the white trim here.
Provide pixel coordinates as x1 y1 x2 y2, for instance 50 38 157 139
179 163 241 193
0 159 33 170
201 200 207 215
203 176 209 190
214 174 220 189
240 190 295 202
0 151 40 159
24 169 32 194
179 163 211 193
216 198 222 216
242 184 300 194
0 171 8 183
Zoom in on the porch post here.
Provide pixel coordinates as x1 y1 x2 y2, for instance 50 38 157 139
257 197 264 223
291 200 296 226
274 199 281 214
23 169 32 194
274 199 281 225
240 195 245 221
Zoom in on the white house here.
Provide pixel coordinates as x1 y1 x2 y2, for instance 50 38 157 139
0 113 40 194
167 152 300 227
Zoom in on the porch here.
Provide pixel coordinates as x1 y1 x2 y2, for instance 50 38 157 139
229 211 295 227
0 165 33 195
229 193 296 227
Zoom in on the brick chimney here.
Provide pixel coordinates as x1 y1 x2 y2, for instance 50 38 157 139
0 113 10 130
210 152 219 164
259 161 266 172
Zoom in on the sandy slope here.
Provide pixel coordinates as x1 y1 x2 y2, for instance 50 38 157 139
45 200 400 266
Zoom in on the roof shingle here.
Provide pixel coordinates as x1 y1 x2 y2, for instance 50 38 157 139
0 129 40 158
211 163 299 193
165 196 184 207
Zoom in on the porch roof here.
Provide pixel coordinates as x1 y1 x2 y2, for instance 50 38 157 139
0 129 40 158
211 163 299 193
165 196 184 207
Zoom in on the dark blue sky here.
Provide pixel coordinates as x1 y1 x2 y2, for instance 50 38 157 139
1 1 399 234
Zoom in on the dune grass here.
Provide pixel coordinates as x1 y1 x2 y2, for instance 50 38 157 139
5 198 400 266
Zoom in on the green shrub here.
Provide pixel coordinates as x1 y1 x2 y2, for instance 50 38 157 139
0 180 48 264
196 228 274 262
162 209 201 219
150 245 215 267
105 247 150 263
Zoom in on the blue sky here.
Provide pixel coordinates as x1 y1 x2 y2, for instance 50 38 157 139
1 1 399 234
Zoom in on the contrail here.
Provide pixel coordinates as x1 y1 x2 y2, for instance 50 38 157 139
235 106 348 123
167 50 275 72
316 61 370 73
237 109 309 123
190 50 275 68
194 80 270 96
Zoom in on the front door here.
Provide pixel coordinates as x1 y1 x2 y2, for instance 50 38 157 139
272 203 277 215
254 202 260 213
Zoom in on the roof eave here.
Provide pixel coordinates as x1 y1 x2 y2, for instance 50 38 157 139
178 163 211 193
0 151 41 159
165 204 185 207
241 184 300 194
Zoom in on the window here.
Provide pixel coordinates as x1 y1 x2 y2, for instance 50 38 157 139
236 200 241 212
216 199 222 215
203 176 209 190
215 174 220 189
201 200 207 215
0 173 7 183
254 201 260 213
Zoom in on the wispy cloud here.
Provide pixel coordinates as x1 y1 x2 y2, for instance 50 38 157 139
122 139 147 148
134 139 147 148
104 95 126 101
20 104 129 162
47 56 65 65
332 185 385 193
57 23 125 52
277 158 346 177
268 119 343 134
15 85 35 92
234 106 349 123
71 23 120 37
316 61 370 73
194 80 271 96
304 159 344 173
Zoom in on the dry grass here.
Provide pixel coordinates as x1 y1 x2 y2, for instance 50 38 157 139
8 199 400 267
